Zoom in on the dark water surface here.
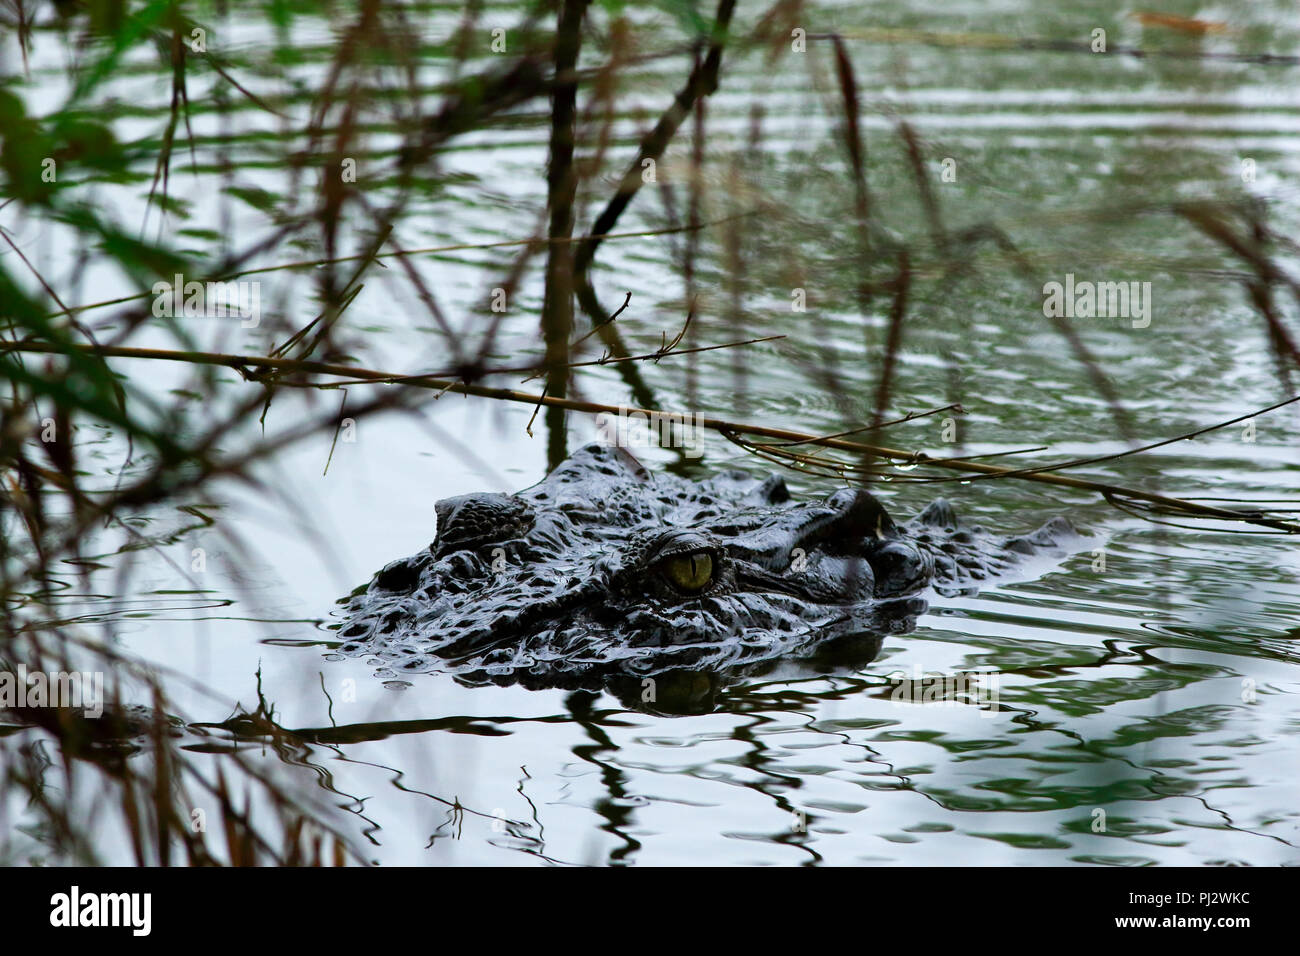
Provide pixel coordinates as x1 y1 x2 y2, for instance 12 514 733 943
2 1 1299 864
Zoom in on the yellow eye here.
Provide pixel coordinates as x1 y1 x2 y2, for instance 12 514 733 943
662 552 714 593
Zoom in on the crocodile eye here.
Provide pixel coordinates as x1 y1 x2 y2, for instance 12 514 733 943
662 552 714 593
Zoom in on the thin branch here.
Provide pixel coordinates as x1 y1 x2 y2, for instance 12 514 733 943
4 340 1298 532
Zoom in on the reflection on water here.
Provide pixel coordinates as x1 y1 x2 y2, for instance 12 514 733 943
4 0 1300 864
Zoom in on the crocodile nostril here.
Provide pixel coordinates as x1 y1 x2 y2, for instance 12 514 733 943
826 488 898 541
751 474 790 504
375 558 421 592
869 540 934 598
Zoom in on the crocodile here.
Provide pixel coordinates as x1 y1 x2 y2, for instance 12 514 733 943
331 443 1081 710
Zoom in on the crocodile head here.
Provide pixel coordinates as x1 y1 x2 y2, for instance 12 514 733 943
332 443 1078 709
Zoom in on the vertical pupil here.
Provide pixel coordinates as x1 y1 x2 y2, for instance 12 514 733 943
665 552 711 590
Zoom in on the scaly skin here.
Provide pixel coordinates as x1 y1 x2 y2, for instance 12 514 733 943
332 443 1080 703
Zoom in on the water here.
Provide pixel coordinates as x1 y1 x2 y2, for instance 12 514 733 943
2 1 1299 865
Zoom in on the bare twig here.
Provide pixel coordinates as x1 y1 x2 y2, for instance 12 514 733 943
5 341 1297 532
